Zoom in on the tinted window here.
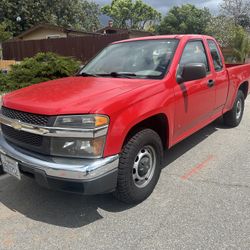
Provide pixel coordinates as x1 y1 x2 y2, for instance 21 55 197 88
178 40 209 75
207 40 223 71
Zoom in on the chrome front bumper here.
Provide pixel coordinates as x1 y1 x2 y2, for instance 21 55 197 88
0 133 119 181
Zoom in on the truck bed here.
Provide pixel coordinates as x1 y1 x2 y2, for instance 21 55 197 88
224 63 250 111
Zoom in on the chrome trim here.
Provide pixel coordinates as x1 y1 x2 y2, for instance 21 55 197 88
0 134 119 180
0 114 108 138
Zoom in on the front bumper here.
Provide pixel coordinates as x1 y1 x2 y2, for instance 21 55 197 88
0 133 119 194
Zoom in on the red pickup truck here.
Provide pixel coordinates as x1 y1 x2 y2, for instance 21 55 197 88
0 35 249 203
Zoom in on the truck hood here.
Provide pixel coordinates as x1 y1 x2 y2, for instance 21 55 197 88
3 76 158 115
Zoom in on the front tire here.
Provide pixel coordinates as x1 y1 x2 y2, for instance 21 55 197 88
113 129 163 204
223 90 245 127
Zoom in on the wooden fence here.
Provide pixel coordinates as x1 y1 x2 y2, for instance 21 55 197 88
2 33 129 62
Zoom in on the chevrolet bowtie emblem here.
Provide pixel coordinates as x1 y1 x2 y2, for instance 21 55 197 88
12 120 22 130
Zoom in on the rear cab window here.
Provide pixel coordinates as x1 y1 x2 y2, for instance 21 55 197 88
207 40 224 71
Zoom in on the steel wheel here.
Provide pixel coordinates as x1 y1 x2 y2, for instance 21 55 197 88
113 129 163 204
223 90 245 128
132 145 156 188
236 99 242 120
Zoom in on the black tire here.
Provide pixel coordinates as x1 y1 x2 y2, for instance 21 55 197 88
0 166 4 175
223 90 245 127
113 129 163 204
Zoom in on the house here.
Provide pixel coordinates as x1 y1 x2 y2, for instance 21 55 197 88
13 22 153 41
96 20 154 38
14 24 95 41
3 22 154 62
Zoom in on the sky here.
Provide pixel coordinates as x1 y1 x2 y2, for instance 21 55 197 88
96 0 222 15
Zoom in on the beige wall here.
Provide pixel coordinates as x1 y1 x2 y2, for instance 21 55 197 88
68 32 90 37
0 60 16 70
21 27 67 41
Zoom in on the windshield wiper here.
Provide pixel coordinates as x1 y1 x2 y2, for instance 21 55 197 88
77 71 137 78
77 72 98 77
97 72 137 78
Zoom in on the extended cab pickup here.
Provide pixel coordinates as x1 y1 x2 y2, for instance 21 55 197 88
0 35 250 203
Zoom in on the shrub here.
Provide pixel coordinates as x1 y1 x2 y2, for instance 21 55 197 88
0 52 81 92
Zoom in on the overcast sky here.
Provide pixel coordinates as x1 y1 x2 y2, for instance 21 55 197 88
96 0 221 14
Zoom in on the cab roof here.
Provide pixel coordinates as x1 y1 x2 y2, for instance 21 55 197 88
112 34 215 44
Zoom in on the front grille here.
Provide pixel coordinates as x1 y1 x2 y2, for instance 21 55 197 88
1 107 54 155
2 106 49 126
2 125 43 146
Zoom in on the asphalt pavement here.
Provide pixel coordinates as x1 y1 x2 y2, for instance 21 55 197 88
0 99 250 250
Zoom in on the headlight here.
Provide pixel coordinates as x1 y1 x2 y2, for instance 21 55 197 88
52 115 109 158
51 136 106 158
54 115 109 129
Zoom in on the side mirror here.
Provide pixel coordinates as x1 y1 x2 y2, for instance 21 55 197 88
177 63 207 84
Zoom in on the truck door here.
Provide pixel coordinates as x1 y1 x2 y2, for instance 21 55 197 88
207 39 229 112
173 40 216 140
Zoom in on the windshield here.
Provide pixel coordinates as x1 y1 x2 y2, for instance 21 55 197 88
80 39 179 79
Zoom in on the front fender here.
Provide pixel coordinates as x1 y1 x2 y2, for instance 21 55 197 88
103 88 175 157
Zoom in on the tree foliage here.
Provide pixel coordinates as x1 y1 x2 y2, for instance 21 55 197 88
231 27 250 62
205 16 238 47
101 0 161 30
0 52 81 92
220 0 250 28
0 22 12 42
0 22 12 60
0 0 101 36
157 4 211 35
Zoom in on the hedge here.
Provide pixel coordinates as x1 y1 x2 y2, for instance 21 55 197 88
0 52 81 92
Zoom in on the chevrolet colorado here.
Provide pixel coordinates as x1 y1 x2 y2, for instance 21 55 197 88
0 35 249 204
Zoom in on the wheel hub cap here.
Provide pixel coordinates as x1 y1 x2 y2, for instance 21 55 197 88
236 100 242 120
138 156 151 177
133 145 156 188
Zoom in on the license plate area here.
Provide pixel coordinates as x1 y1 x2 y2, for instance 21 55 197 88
1 154 21 180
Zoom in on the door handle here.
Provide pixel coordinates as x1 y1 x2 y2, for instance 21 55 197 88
207 79 215 88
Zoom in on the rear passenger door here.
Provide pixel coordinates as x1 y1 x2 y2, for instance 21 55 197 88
173 40 216 140
207 39 229 112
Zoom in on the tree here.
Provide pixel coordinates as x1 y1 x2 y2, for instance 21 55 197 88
220 0 250 27
205 16 238 47
231 27 250 63
238 14 250 28
0 22 12 42
0 0 101 36
101 0 161 30
157 4 211 35
0 22 12 59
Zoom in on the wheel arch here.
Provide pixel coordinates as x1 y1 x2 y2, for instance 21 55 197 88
122 113 170 149
239 81 249 99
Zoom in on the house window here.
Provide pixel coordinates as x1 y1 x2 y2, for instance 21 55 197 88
46 35 61 39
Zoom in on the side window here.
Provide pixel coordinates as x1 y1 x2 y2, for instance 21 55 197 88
207 40 223 71
178 40 209 75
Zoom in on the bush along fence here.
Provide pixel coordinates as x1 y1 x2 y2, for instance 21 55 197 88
0 52 81 93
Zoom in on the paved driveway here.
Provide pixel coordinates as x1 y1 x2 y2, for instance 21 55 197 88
0 99 250 250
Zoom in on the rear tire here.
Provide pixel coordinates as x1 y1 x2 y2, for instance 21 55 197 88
113 129 163 204
223 90 245 127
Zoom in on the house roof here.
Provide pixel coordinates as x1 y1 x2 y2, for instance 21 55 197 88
14 24 96 40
